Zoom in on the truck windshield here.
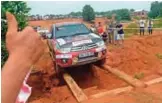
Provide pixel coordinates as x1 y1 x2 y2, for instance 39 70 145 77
55 24 90 38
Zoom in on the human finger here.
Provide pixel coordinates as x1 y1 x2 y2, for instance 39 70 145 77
6 12 18 35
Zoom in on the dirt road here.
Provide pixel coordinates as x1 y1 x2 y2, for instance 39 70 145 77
26 29 162 103
28 17 108 30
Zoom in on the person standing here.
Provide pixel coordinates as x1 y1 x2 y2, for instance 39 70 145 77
109 20 117 44
139 17 146 36
90 24 96 33
106 22 112 44
97 22 104 36
147 19 153 35
113 22 118 45
116 22 124 46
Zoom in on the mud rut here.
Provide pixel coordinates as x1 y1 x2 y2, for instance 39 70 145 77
56 64 99 88
48 50 162 102
51 62 162 103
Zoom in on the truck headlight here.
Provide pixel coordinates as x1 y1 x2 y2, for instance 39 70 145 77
96 41 105 47
60 48 71 53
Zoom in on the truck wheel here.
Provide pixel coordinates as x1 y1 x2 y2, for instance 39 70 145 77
96 58 106 66
54 62 61 75
53 62 61 86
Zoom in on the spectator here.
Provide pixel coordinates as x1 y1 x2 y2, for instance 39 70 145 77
106 22 113 44
139 17 146 36
147 19 153 35
116 22 124 46
97 22 104 36
90 24 96 33
113 22 118 45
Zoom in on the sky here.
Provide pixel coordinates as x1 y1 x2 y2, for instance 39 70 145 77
27 1 152 15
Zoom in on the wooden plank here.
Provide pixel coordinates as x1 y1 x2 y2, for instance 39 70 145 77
146 77 162 85
90 77 162 99
93 65 147 88
91 86 133 99
63 73 88 102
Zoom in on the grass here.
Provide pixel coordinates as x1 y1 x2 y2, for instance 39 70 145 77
153 18 162 28
134 72 144 79
133 16 140 20
124 22 138 38
123 18 162 38
155 53 162 59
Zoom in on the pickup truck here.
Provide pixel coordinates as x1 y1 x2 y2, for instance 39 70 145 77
47 22 107 74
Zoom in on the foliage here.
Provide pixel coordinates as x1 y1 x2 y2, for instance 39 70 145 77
148 1 162 18
133 16 140 20
69 11 82 17
1 1 30 67
130 9 135 13
159 8 162 17
115 9 131 21
153 19 162 28
82 5 95 21
95 9 131 21
124 23 138 38
134 72 144 79
156 53 162 59
70 8 131 21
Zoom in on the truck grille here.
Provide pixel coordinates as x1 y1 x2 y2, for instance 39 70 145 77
71 43 97 52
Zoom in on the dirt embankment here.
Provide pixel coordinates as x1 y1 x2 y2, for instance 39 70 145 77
28 17 108 30
27 31 162 103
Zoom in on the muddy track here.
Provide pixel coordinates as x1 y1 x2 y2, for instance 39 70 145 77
27 32 162 103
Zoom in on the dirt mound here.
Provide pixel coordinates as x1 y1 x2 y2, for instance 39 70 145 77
106 33 162 78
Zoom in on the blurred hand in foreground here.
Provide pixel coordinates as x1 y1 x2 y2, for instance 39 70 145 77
2 12 46 103
6 12 45 65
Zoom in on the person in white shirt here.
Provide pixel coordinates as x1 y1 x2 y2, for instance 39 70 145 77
147 19 153 35
139 18 146 36
90 25 95 32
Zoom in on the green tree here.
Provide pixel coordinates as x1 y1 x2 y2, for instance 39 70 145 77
82 5 95 21
1 1 30 67
69 11 82 17
130 9 135 13
94 9 131 21
149 1 162 18
159 8 162 17
111 9 131 21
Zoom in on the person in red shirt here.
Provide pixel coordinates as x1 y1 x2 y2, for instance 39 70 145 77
97 22 104 35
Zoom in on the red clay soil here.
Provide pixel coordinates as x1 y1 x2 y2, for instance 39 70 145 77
28 17 108 29
106 31 162 78
27 30 162 103
83 82 162 103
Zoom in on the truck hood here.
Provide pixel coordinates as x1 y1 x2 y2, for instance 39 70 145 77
56 33 102 48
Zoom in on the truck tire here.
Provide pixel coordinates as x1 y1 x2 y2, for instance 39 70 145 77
96 58 106 66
